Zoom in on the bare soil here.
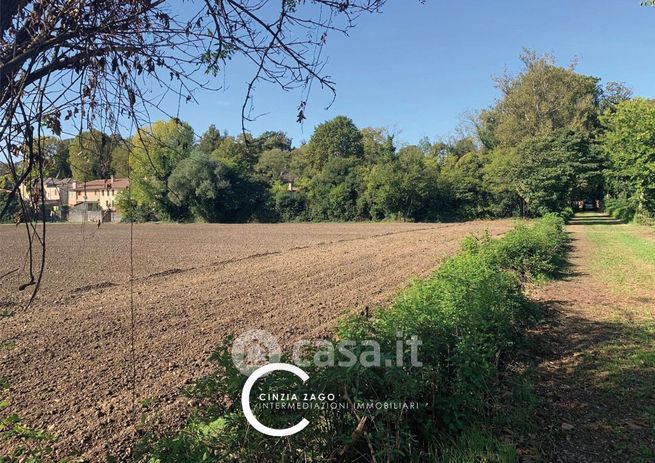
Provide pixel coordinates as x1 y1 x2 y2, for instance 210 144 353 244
0 220 512 461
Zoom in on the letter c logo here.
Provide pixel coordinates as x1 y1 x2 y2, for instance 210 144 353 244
241 363 310 437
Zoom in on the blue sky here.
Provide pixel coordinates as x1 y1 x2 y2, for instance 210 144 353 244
163 1 655 147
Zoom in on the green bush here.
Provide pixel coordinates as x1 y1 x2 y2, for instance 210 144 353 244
558 207 574 222
463 215 567 281
0 394 67 463
605 195 636 222
136 216 567 463
372 251 533 433
0 191 19 224
272 186 309 222
115 190 159 222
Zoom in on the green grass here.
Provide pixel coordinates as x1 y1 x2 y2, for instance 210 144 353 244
574 319 655 463
431 359 542 463
613 232 655 265
561 217 655 462
0 342 16 352
592 321 655 400
586 225 655 294
470 215 655 462
139 397 156 408
432 429 519 463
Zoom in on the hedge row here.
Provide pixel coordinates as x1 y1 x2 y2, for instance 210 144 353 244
137 215 569 463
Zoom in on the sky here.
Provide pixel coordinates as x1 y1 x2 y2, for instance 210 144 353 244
162 0 655 147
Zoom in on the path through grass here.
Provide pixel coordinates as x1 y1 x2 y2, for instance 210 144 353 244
520 213 655 462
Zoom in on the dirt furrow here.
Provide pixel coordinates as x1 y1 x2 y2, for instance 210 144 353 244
0 220 511 460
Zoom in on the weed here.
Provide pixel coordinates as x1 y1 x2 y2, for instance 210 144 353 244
134 216 569 462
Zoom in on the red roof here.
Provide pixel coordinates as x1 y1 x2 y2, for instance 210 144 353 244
71 178 129 191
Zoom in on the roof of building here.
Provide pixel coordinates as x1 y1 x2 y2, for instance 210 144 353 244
47 177 72 186
28 177 74 188
71 178 129 191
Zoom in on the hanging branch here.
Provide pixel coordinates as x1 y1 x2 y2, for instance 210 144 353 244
0 0 389 303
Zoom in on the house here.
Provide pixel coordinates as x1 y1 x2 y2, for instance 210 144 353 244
281 172 299 192
18 177 74 218
17 176 129 222
68 177 129 211
19 177 74 205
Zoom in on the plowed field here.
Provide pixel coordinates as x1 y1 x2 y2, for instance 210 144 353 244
0 220 512 460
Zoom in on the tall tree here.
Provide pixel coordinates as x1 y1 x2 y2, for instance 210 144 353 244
35 136 70 178
110 140 131 178
304 116 364 170
168 152 265 223
197 125 224 155
601 98 655 219
600 82 633 113
515 129 600 215
361 127 395 164
307 156 365 221
212 136 257 172
365 145 439 221
481 50 601 148
49 138 72 178
254 131 292 153
441 147 493 219
130 119 194 220
256 149 294 183
483 148 524 217
68 130 114 180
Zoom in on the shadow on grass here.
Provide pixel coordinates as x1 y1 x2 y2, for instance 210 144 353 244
553 233 584 281
569 214 625 226
496 236 655 463
528 298 655 463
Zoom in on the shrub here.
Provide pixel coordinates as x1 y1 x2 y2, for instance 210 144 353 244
558 207 574 222
273 186 309 222
372 252 533 433
464 215 567 281
136 216 567 463
115 190 159 222
0 191 19 224
605 195 636 222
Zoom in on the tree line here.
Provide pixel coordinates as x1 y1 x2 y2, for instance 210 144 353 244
5 51 654 224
